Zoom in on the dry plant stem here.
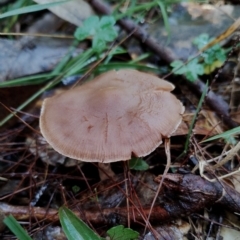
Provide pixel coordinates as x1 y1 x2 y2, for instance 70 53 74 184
145 138 171 237
197 142 240 181
0 32 74 39
123 162 130 228
88 0 238 129
212 141 240 170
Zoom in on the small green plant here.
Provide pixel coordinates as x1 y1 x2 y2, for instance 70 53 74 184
193 34 226 74
171 33 227 82
74 15 118 54
72 185 80 194
59 207 139 240
107 225 139 240
171 58 204 82
129 157 149 171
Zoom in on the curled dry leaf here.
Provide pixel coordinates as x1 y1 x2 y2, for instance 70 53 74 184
33 0 94 26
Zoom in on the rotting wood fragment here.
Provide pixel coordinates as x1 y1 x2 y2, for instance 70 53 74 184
156 174 240 214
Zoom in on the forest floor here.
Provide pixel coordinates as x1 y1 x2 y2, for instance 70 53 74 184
0 0 240 239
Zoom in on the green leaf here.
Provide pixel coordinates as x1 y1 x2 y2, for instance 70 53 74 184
72 185 80 193
171 58 204 82
3 215 33 240
192 33 210 49
59 206 103 240
129 158 149 171
202 126 240 143
93 37 107 53
185 58 204 82
99 15 115 27
157 1 171 44
0 0 68 19
99 27 118 42
172 33 226 80
107 225 139 240
74 16 99 41
193 33 226 74
215 48 226 62
74 15 117 53
98 16 117 42
170 60 187 74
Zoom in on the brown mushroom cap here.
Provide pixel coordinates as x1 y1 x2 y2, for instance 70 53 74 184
40 69 184 163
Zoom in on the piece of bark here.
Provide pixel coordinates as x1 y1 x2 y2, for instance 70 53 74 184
157 174 240 214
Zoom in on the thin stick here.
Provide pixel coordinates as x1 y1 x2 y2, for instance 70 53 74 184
144 138 171 236
0 102 40 135
124 162 130 228
212 141 240 170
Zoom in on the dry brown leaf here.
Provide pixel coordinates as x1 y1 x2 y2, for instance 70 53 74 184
33 0 94 26
173 110 220 137
186 3 233 25
220 212 240 240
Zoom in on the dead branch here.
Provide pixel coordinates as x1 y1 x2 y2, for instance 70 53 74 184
157 173 240 214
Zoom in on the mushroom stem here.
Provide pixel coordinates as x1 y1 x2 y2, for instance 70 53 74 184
98 163 115 181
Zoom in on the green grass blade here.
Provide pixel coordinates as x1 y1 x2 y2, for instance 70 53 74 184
0 61 159 88
0 73 58 87
0 0 68 19
3 215 33 240
65 49 94 76
202 126 240 143
184 80 208 150
157 1 171 44
177 81 208 159
59 207 104 240
95 62 160 73
115 1 158 20
52 39 80 75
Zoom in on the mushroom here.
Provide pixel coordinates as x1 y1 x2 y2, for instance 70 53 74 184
39 69 184 163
